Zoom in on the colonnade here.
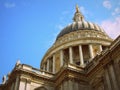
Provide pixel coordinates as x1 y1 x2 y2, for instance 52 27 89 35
58 79 91 90
104 63 120 90
43 44 103 73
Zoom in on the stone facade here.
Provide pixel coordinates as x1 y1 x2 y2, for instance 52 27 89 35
0 5 120 90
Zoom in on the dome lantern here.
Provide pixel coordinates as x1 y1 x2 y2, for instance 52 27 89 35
73 5 84 22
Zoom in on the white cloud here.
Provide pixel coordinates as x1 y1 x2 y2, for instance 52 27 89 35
103 0 112 9
112 7 120 16
112 12 116 16
4 2 16 8
115 7 120 14
101 17 120 39
118 2 120 5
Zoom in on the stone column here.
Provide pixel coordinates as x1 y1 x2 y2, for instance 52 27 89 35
99 45 102 52
113 62 120 88
11 83 15 90
79 45 84 66
60 50 64 67
108 64 119 90
14 76 19 90
45 63 47 71
26 79 31 90
60 83 63 90
74 80 78 90
68 79 73 90
69 47 73 64
63 80 68 90
43 65 45 71
53 55 55 73
89 44 94 59
104 68 112 90
19 78 26 90
47 59 49 72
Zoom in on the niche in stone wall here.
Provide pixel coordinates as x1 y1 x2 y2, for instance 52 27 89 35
92 44 101 56
44 62 47 71
82 45 90 64
55 51 60 72
72 46 80 65
49 57 53 73
63 48 69 63
102 46 107 50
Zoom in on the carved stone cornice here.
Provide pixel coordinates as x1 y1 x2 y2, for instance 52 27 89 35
54 64 88 86
11 65 55 86
55 30 112 46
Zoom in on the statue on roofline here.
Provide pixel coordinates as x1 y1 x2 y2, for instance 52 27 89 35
2 75 6 84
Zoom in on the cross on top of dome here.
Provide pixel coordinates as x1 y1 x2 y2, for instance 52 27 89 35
73 5 84 22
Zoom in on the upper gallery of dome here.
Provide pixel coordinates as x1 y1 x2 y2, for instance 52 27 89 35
57 5 106 40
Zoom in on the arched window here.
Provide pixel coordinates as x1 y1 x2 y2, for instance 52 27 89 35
34 86 47 90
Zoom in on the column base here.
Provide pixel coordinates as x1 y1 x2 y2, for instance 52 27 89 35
80 64 85 68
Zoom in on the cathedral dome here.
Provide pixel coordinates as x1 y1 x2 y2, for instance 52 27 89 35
57 20 105 39
40 5 113 73
57 5 106 40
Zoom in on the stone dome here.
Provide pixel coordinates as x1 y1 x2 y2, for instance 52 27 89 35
57 5 106 40
40 5 113 74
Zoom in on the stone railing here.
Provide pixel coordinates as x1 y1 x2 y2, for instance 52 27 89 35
61 62 85 72
85 48 109 72
15 64 54 78
67 63 84 72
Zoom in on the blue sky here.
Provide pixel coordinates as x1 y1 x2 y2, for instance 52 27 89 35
0 0 120 83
